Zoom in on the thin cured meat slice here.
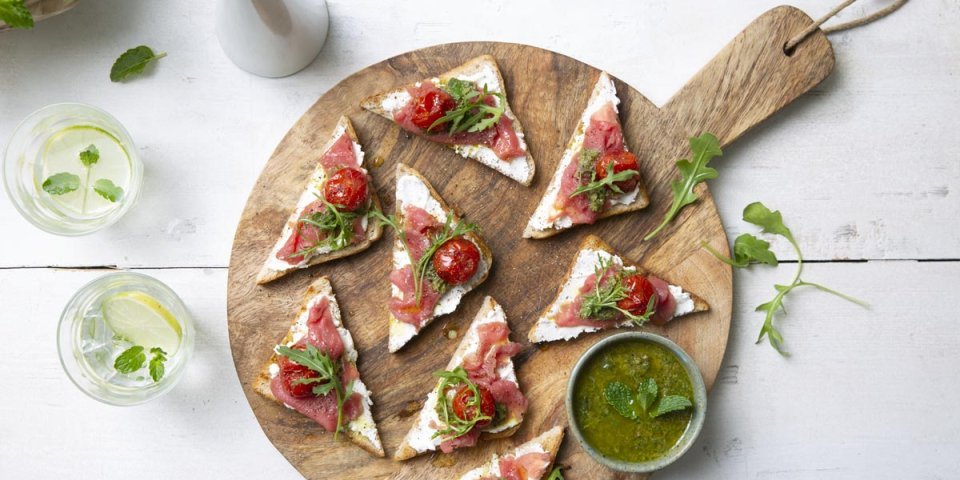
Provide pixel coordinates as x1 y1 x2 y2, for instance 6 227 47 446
497 451 552 480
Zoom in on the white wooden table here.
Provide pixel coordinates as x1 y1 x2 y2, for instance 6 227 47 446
2 0 957 478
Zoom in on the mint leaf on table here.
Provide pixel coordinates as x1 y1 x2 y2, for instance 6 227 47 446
41 172 80 195
650 395 693 418
148 347 167 382
644 132 723 240
0 0 34 29
603 381 638 420
79 144 99 167
114 346 146 374
110 45 166 82
637 377 658 413
93 178 124 202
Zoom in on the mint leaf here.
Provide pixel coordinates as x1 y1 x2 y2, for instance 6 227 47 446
644 132 722 240
651 395 693 418
637 377 658 413
114 346 146 374
41 172 80 196
93 178 124 202
0 0 33 29
79 144 99 167
603 381 637 420
110 45 166 82
148 347 167 382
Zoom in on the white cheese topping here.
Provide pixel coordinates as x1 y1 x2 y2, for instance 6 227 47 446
458 441 549 480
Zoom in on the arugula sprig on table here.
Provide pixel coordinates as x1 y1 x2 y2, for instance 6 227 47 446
276 344 355 440
644 133 722 241
604 378 692 419
578 255 655 326
114 345 168 382
0 0 33 29
432 366 492 440
702 202 869 354
428 78 505 134
42 144 125 210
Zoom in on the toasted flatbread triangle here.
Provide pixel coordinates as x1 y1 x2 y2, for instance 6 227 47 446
457 426 565 480
360 55 535 185
395 297 524 461
252 276 384 457
528 235 709 343
387 163 493 352
256 116 383 284
523 72 650 239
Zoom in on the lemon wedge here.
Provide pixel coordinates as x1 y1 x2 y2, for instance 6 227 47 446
102 291 182 355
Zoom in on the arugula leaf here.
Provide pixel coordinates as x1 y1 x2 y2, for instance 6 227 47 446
603 381 637 420
79 144 99 167
93 178 124 202
743 201 796 244
0 0 33 29
429 79 505 134
432 366 493 440
114 346 146 374
292 198 365 260
546 466 565 480
110 45 167 82
276 344 353 439
651 395 693 418
569 161 639 206
41 172 80 196
637 377 658 413
149 347 167 382
702 233 778 268
644 133 722 240
579 255 656 326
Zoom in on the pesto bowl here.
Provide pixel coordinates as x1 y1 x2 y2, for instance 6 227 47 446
565 332 707 473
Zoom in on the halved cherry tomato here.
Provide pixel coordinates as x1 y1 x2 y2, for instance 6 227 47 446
432 237 480 285
323 167 369 211
411 89 457 132
617 274 657 317
595 151 640 192
452 384 496 428
279 353 323 398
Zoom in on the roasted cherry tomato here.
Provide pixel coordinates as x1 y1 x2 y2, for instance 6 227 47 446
595 151 640 192
279 353 322 398
617 274 657 317
432 236 481 285
452 384 496 428
323 167 369 211
411 89 457 132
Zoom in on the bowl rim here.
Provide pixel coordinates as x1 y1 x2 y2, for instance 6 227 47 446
564 331 708 473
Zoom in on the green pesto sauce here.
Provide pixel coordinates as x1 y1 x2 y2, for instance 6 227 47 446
572 340 693 463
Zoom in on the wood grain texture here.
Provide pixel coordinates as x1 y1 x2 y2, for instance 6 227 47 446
227 6 832 479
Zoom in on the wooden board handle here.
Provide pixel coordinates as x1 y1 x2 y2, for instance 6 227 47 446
662 5 835 147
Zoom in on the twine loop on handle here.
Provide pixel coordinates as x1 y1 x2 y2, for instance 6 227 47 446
785 0 908 53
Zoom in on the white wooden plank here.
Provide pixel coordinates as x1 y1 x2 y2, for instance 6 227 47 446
1 262 958 479
0 0 957 268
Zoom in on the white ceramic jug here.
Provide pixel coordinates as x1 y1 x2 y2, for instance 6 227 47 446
215 0 330 78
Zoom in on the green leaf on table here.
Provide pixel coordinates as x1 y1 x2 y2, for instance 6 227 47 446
110 45 167 82
644 132 722 240
603 381 637 420
41 172 80 195
637 377 658 413
93 178 124 202
703 233 779 268
0 0 34 29
650 395 693 418
743 201 795 245
148 347 167 382
114 346 146 374
546 466 565 480
79 144 99 167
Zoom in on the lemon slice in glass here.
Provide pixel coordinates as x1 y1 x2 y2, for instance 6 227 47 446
102 291 182 355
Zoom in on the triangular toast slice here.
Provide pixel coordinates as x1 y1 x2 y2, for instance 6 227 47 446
257 116 383 284
395 297 526 460
253 276 384 457
386 163 493 352
524 72 650 239
361 55 535 185
457 426 565 480
529 235 708 343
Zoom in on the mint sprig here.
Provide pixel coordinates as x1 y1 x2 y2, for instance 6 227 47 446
148 348 167 382
604 378 693 420
644 133 722 240
41 172 80 196
114 346 146 373
111 45 166 82
93 178 124 203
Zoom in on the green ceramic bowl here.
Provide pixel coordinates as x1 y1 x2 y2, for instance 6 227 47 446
565 332 708 473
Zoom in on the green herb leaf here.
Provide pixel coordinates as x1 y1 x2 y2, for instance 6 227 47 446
428 79 505 134
578 255 655 326
644 133 722 241
79 144 99 167
743 201 796 245
411 216 476 305
114 346 146 374
276 344 351 439
637 377 658 413
148 347 167 382
603 381 637 420
41 172 80 196
569 161 639 201
110 45 167 82
292 197 365 259
432 366 494 440
93 178 124 203
0 0 33 29
546 466 565 480
702 233 778 268
651 395 693 418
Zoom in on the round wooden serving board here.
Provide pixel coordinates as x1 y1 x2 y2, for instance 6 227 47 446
229 9 833 479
